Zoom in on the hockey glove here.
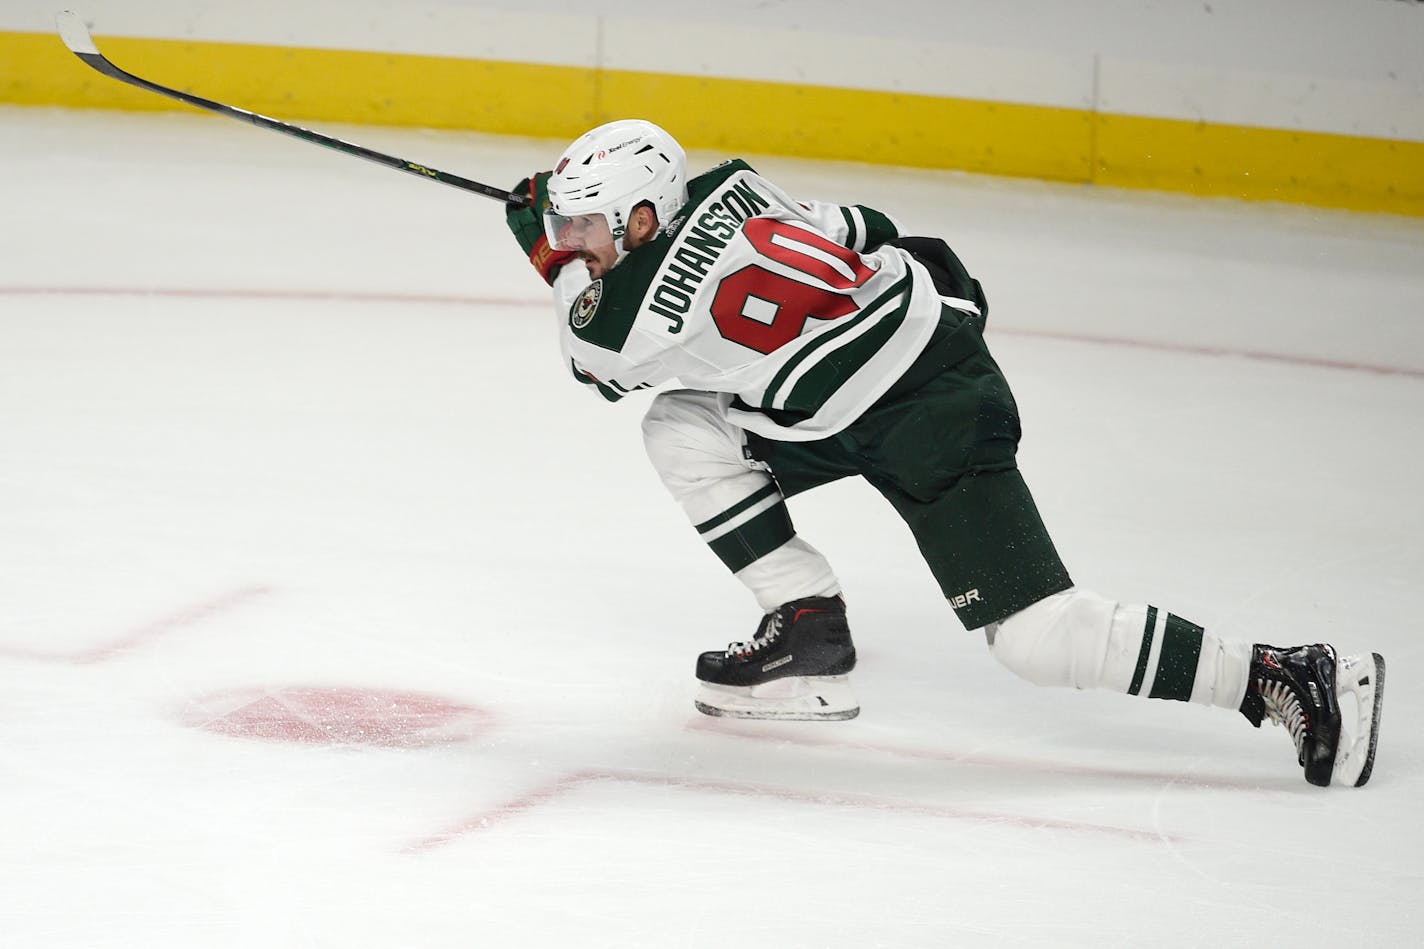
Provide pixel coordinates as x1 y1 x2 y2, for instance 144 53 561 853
506 172 575 285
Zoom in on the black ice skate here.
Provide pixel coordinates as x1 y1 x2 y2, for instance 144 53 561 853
1240 644 1385 787
694 595 859 721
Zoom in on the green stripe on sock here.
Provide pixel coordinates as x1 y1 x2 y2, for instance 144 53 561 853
1128 606 1157 696
694 483 779 536
1147 613 1206 702
706 501 794 573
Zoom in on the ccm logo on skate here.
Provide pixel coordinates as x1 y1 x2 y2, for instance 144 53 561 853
948 589 982 609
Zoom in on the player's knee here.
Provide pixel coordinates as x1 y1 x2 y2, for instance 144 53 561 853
642 391 749 495
643 391 723 464
987 587 1119 690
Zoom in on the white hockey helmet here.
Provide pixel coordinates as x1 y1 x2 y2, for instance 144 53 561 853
543 119 688 262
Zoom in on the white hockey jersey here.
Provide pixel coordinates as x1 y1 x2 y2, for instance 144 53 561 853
549 160 971 441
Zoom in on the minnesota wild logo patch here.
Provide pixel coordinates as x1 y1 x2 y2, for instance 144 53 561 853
571 279 603 329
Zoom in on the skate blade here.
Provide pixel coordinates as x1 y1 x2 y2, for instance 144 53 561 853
1332 652 1385 788
694 675 859 722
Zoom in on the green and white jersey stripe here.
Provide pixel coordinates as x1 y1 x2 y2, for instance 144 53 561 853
838 203 900 254
552 160 947 441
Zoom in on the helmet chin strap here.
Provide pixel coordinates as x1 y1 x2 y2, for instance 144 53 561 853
608 208 643 264
611 200 659 264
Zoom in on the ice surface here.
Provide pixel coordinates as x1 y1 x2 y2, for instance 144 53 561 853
2 106 1422 948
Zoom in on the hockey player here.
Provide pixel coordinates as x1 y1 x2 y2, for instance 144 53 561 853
504 118 1385 787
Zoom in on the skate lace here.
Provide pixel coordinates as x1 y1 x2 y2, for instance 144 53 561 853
726 612 783 659
1259 679 1310 759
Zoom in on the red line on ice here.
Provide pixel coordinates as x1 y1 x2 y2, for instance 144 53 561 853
686 717 1271 792
993 326 1424 380
0 284 543 310
0 584 272 664
403 766 1176 854
8 284 1420 380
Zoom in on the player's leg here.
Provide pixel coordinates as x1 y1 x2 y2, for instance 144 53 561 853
987 589 1385 787
642 389 842 610
886 459 1384 785
641 390 859 719
864 328 1385 786
985 590 1243 703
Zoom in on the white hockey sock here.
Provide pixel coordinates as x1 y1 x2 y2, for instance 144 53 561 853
675 470 840 612
988 587 1251 710
735 537 841 613
643 390 841 613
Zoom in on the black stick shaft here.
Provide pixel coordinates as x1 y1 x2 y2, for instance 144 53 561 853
55 11 529 207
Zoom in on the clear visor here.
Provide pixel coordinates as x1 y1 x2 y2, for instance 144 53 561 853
544 209 621 253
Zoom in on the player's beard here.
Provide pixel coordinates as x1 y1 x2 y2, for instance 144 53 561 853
580 250 608 279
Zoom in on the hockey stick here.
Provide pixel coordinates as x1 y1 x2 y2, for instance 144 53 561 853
55 11 529 207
